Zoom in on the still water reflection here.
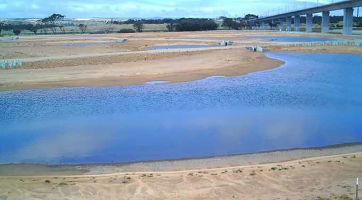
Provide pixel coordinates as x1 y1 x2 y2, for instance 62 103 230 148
0 53 361 164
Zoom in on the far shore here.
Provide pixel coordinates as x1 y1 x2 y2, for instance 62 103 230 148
1 31 361 92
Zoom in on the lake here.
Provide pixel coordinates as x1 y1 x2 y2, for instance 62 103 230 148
0 52 361 165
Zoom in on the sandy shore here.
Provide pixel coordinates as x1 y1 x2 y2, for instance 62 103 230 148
0 47 283 91
1 144 362 199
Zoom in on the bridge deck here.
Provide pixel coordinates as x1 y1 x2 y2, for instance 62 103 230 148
259 0 362 21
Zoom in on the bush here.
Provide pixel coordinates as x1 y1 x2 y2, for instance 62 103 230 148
118 29 136 33
133 21 144 32
13 29 21 35
58 182 67 186
175 18 218 32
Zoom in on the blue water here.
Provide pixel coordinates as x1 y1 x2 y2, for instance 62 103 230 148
148 45 219 50
145 81 170 85
0 53 362 165
0 39 15 42
249 36 340 42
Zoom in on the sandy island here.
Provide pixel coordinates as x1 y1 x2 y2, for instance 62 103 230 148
1 31 361 91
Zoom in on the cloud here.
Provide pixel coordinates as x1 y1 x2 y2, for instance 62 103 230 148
0 0 341 18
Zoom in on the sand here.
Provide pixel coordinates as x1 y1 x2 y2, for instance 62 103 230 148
1 30 360 91
2 144 362 200
0 48 283 91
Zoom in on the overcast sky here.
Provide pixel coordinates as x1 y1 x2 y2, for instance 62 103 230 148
0 0 351 19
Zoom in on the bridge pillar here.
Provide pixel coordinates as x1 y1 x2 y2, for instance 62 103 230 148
343 7 354 35
267 21 271 30
306 13 313 32
322 11 330 33
294 15 300 31
286 17 292 31
272 19 276 30
279 19 284 31
261 21 265 30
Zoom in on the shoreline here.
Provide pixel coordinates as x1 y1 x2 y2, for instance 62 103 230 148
2 142 362 177
0 49 283 92
1 50 361 92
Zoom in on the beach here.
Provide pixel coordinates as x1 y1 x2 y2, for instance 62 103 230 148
1 144 362 200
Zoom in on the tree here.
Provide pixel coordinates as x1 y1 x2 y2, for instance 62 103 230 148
268 22 278 30
173 18 218 32
133 21 144 32
166 22 176 32
13 29 21 35
222 18 236 30
244 14 258 21
0 22 3 34
28 24 39 35
59 25 66 34
41 14 66 34
78 24 87 34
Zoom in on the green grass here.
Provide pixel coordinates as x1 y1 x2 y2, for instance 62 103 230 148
58 182 67 186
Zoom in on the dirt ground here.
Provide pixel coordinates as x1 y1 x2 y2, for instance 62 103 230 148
1 152 362 200
1 30 360 91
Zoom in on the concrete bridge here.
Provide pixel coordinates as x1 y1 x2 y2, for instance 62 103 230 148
258 0 362 35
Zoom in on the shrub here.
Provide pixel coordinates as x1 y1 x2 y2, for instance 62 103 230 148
78 24 87 34
58 182 67 186
118 29 136 33
133 21 144 32
44 180 51 183
13 29 21 35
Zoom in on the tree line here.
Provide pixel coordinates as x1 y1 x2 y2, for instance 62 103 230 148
0 14 88 35
114 18 219 32
110 18 175 25
221 14 259 30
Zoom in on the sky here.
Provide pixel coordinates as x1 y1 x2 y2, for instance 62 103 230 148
0 0 350 19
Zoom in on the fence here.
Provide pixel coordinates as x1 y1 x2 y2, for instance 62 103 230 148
285 39 362 48
0 60 23 69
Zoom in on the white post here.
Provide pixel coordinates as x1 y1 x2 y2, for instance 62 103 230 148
357 178 359 200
